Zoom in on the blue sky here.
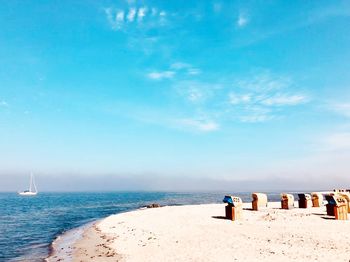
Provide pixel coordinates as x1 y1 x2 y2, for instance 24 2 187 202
1 1 350 191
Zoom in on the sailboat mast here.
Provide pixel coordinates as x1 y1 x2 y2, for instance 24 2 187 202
29 173 32 192
33 175 37 193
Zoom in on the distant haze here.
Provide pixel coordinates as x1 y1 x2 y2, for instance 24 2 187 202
1 171 349 192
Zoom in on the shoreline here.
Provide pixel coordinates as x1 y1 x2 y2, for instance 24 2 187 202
46 203 202 261
47 219 124 262
48 201 350 261
46 205 159 261
46 202 220 261
46 221 97 262
46 203 215 261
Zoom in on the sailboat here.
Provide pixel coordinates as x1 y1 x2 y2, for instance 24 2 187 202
18 173 38 196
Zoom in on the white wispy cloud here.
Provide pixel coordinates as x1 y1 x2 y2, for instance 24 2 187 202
103 102 220 134
137 7 147 22
233 4 350 47
105 8 125 30
151 8 158 16
187 68 201 75
147 71 175 80
240 114 272 123
228 72 310 122
229 93 252 105
238 106 273 123
234 72 291 92
186 87 205 103
330 103 350 118
177 118 219 132
229 92 307 107
105 6 167 31
146 63 202 83
127 8 136 22
174 81 219 104
170 62 191 70
170 62 201 76
116 11 125 22
144 66 308 127
237 12 249 28
0 100 8 107
260 94 308 106
158 10 167 25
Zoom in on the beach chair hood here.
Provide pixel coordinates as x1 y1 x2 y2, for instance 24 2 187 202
223 195 242 207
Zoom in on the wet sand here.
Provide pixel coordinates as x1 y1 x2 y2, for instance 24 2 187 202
47 221 122 262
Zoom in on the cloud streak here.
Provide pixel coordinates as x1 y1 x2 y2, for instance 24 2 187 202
170 62 191 70
237 12 249 28
173 80 219 105
176 118 219 132
234 73 291 92
145 65 309 126
170 62 201 76
187 68 201 75
105 6 167 31
229 93 252 105
137 7 147 22
0 100 8 107
260 94 308 106
330 103 350 118
105 8 124 30
226 73 309 122
147 71 175 80
127 8 136 22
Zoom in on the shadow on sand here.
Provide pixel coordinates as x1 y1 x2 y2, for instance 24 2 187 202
320 216 335 220
212 216 228 220
312 213 326 216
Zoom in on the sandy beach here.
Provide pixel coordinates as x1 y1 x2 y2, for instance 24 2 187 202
49 202 350 262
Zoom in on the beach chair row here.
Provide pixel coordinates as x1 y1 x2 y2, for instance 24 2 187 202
223 191 350 221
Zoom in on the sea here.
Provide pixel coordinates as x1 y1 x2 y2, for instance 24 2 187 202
0 191 285 262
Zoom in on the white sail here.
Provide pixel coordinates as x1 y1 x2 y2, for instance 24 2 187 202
18 173 38 196
29 173 32 192
32 174 38 193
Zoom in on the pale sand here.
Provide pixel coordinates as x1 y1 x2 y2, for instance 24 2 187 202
50 202 350 262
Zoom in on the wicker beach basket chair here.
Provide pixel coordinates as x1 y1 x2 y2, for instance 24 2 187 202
281 193 294 209
311 192 324 207
251 193 268 211
325 194 348 220
298 193 312 208
339 192 350 213
223 195 243 221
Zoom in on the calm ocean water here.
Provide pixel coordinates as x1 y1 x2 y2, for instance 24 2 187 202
0 191 284 262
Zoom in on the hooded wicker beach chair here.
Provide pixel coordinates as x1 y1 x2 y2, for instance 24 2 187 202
339 192 350 213
298 193 312 208
325 194 336 216
281 193 294 209
251 193 268 211
325 194 348 220
223 195 243 221
311 192 324 207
